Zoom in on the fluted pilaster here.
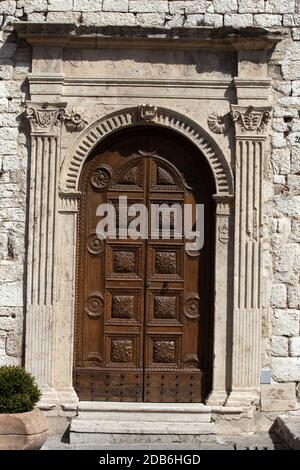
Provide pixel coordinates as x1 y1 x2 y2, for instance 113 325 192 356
25 103 66 391
227 105 272 406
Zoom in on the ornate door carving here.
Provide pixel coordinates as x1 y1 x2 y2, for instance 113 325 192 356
74 128 214 402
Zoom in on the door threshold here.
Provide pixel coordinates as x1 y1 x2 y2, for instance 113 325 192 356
77 401 211 413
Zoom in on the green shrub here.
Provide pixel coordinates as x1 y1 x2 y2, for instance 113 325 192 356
0 366 41 414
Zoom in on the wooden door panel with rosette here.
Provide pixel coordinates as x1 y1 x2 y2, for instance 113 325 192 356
74 128 214 402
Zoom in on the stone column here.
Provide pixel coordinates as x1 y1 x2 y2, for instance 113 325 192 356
227 105 272 406
25 102 66 402
207 195 233 405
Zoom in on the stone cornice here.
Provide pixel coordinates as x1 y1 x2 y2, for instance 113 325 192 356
13 23 285 50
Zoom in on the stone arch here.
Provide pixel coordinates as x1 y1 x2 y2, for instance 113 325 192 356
60 106 234 196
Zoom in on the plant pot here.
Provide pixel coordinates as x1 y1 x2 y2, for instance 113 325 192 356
0 407 48 450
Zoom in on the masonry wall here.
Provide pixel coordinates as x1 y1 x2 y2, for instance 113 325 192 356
0 0 299 405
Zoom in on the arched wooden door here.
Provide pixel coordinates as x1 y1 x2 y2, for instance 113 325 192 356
74 127 215 402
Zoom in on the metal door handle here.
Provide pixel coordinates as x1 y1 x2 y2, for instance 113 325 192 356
146 281 151 288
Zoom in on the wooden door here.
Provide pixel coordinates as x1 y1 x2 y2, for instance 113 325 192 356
74 128 214 402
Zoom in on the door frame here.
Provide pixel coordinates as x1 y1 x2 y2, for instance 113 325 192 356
56 106 233 406
26 103 264 408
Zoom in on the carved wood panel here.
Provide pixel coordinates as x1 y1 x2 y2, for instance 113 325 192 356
74 128 214 402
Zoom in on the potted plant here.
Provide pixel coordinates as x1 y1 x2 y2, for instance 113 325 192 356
0 365 48 450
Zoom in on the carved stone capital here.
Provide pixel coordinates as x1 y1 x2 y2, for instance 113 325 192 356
25 102 67 135
231 105 272 138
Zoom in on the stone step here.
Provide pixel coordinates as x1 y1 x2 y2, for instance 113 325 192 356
70 420 217 445
69 402 215 445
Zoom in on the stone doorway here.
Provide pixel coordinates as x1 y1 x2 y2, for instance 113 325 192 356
74 127 215 402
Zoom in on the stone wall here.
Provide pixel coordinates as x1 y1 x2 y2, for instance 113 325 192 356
0 0 299 406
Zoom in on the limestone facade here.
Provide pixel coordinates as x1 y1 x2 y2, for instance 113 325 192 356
0 1 299 427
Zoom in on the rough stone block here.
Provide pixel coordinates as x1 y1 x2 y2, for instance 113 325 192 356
21 0 48 13
266 0 296 13
238 0 265 13
103 0 128 12
270 284 287 308
290 337 300 356
27 13 46 22
0 307 23 318
224 13 253 27
0 140 17 155
287 174 300 194
292 80 300 95
272 357 300 381
0 280 23 307
260 383 296 411
0 317 18 331
214 0 237 13
203 13 223 26
169 1 211 14
274 244 299 282
47 11 81 22
272 309 299 337
129 0 168 13
254 14 283 27
293 28 300 40
82 11 136 25
282 62 300 80
184 14 205 26
0 1 16 15
0 356 20 366
274 175 286 184
5 331 22 357
290 219 300 242
273 81 292 96
272 132 287 149
291 147 300 174
269 336 289 356
48 0 73 11
136 13 165 26
288 286 300 308
283 14 300 26
164 14 184 27
271 148 291 175
73 0 103 11
275 195 300 217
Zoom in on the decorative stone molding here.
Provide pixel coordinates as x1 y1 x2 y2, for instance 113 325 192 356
63 107 88 132
231 105 272 137
25 102 66 134
61 106 234 197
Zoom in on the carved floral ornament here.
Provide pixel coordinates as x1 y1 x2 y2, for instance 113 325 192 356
207 111 227 134
63 107 88 132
